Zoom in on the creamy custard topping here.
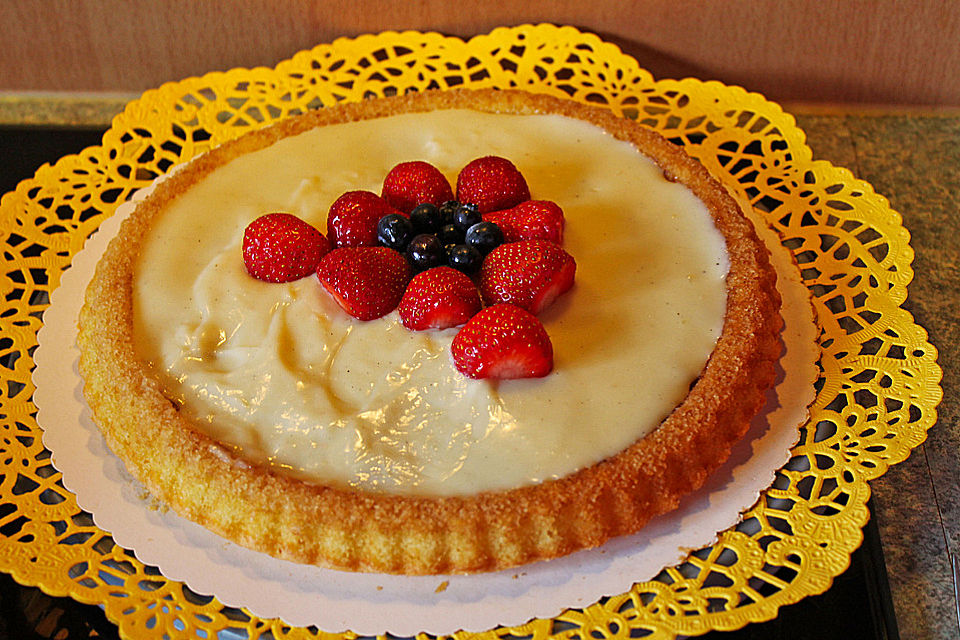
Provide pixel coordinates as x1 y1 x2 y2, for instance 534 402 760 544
133 110 728 497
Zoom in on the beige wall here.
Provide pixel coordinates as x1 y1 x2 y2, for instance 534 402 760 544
2 0 958 107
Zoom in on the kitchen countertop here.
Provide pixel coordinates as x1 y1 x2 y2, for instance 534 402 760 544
0 96 956 639
793 109 959 638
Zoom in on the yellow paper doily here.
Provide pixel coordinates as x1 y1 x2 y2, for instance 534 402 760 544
0 25 942 639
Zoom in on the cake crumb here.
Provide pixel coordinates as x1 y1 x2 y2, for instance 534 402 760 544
376 585 383 591
435 580 449 593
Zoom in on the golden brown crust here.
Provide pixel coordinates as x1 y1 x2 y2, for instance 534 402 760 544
77 89 782 574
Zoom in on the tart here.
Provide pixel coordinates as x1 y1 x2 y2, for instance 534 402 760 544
77 89 782 574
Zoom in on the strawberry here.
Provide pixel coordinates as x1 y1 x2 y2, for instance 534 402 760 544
242 212 331 283
381 161 454 214
327 190 404 248
451 304 553 379
316 246 412 320
483 200 565 244
479 239 576 314
398 267 482 331
456 156 530 214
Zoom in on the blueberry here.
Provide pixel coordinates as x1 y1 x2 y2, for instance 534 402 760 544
453 202 481 232
438 223 463 246
405 233 445 272
464 221 504 255
446 244 483 274
410 203 442 234
438 200 460 225
377 214 414 252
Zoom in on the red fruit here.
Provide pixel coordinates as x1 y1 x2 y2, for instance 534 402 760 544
398 267 482 331
456 156 530 214
381 161 454 213
483 200 565 244
451 304 553 379
479 239 576 314
242 212 330 283
316 246 412 320
327 190 404 248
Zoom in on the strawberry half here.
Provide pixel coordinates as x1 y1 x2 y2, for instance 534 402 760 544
479 239 576 314
242 212 331 283
328 190 405 248
456 156 530 213
381 161 454 214
398 267 482 331
483 200 565 244
451 304 553 379
316 246 412 320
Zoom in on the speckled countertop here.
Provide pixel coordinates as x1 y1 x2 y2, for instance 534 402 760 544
796 111 959 638
1 95 957 638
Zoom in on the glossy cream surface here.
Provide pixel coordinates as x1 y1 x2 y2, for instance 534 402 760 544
133 110 729 496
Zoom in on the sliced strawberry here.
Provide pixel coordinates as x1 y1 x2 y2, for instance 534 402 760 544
316 246 412 320
398 267 482 330
381 161 454 214
479 239 576 314
456 156 530 214
242 212 330 283
483 200 565 244
451 304 553 379
327 190 404 248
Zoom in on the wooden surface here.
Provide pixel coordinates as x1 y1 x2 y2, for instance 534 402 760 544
2 0 960 107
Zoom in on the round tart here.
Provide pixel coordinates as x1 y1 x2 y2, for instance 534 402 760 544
77 89 782 574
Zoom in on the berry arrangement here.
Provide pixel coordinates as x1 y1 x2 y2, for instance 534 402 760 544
241 156 575 379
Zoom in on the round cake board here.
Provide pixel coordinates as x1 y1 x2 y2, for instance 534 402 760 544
35 179 818 635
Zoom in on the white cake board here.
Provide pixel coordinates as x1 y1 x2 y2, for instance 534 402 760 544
35 183 818 636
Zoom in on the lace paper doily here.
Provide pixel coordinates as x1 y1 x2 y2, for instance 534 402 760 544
0 24 942 639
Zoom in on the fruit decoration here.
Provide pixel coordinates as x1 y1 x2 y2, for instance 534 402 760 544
315 246 412 320
405 233 446 272
479 239 576 314
452 202 482 232
376 213 415 252
398 267 483 331
242 212 331 283
445 244 482 274
483 200 565 244
327 190 404 247
438 199 460 224
451 304 553 379
464 220 504 255
409 203 443 233
438 223 462 246
241 156 574 379
381 160 454 213
456 156 530 213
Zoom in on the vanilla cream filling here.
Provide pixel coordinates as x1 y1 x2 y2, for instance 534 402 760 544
133 110 728 497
